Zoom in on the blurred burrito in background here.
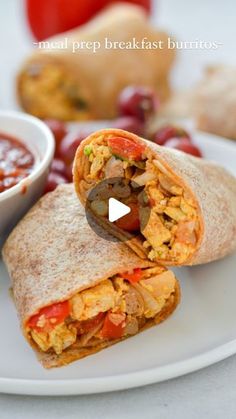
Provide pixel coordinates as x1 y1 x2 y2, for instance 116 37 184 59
17 4 175 121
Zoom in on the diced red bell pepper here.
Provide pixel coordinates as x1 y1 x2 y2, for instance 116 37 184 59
120 268 142 283
101 311 126 339
115 202 140 232
28 301 70 332
108 137 145 161
77 312 105 335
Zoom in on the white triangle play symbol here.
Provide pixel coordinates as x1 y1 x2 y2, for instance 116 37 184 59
108 198 131 222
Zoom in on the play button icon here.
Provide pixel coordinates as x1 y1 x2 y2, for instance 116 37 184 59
85 176 151 242
108 198 131 222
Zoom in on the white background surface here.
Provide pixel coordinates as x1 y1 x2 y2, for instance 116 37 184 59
0 0 236 417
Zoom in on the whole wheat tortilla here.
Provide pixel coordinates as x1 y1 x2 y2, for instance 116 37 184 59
17 3 175 120
2 184 180 368
73 129 236 266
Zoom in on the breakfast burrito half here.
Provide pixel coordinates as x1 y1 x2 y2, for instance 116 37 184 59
17 4 175 121
73 129 236 266
2 184 180 369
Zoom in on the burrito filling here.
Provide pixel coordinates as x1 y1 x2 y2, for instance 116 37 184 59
27 267 176 355
19 62 90 121
81 134 200 264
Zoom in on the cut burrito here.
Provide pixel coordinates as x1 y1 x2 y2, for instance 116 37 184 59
2 184 180 368
17 4 175 121
73 129 236 266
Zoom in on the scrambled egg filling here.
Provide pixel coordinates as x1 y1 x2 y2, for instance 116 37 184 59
70 280 116 321
84 137 199 263
28 268 176 355
20 63 90 121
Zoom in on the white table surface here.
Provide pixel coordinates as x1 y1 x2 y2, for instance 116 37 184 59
1 0 236 417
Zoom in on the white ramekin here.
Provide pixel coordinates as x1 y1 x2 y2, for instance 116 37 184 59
0 111 55 247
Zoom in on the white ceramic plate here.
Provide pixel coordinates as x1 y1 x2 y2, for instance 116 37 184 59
0 130 236 396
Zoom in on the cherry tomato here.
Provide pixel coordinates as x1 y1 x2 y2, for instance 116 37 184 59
165 138 203 157
44 119 67 155
59 131 91 165
108 137 145 161
28 301 70 332
115 202 140 232
120 268 142 283
118 86 159 122
26 0 151 41
44 171 68 194
101 311 126 339
77 313 105 335
153 125 191 146
111 116 145 137
51 158 67 176
65 162 73 182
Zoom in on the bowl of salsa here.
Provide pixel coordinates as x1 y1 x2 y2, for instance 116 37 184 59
0 133 35 193
0 111 54 247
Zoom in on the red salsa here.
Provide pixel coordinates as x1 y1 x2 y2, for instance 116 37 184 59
0 133 35 193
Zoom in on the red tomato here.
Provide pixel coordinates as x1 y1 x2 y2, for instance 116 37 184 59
44 119 67 156
44 171 68 194
77 313 105 335
115 202 140 232
165 138 203 157
153 125 191 146
28 301 70 332
108 137 145 161
101 311 126 339
59 131 90 165
120 268 142 283
26 0 151 41
65 162 73 182
26 0 106 41
118 86 159 122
